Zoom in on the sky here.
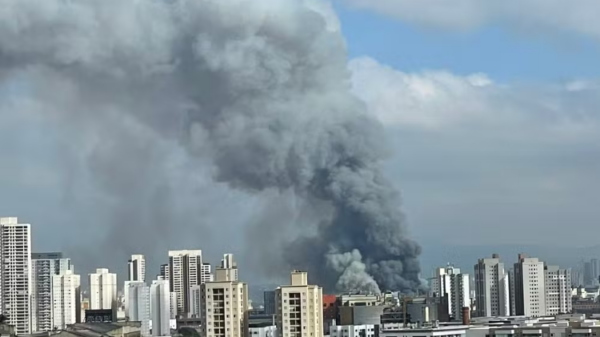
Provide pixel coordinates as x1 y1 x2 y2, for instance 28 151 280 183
334 1 600 248
1 0 600 282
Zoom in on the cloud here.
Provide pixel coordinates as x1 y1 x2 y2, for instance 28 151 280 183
341 0 600 40
349 57 494 129
350 56 600 137
349 57 600 247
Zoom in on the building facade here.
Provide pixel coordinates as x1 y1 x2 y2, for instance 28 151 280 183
168 250 203 314
128 281 151 336
190 285 202 318
514 254 546 317
432 265 470 321
202 263 214 283
545 265 572 315
51 270 81 329
31 252 72 332
151 279 171 337
89 268 117 311
220 254 238 281
0 217 33 334
474 254 510 317
128 255 146 282
275 271 323 337
201 264 249 337
248 325 277 337
264 291 276 316
330 324 378 337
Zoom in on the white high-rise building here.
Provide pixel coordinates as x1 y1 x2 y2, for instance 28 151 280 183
544 265 571 315
0 217 33 334
201 263 214 283
52 270 81 329
432 265 470 321
125 254 146 314
201 263 249 337
129 255 146 282
31 252 73 332
214 254 238 283
89 268 117 311
275 271 323 337
128 282 151 336
514 254 546 317
159 264 169 281
219 254 238 281
168 250 203 314
151 279 171 337
474 254 510 317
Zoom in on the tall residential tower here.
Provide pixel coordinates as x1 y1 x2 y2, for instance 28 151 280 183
201 257 248 337
474 254 510 317
0 217 33 334
89 268 117 312
168 250 203 314
31 252 73 332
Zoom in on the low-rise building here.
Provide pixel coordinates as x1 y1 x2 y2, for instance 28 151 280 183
330 324 378 337
380 325 469 337
248 323 277 337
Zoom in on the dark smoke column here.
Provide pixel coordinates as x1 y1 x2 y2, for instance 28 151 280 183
0 0 423 293
180 2 424 293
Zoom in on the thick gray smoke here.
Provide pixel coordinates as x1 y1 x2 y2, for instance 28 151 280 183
0 0 422 292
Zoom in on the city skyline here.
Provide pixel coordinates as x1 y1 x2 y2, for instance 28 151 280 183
10 214 600 291
1 0 599 336
1 0 600 294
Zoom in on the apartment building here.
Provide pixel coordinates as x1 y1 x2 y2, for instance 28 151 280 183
544 265 572 315
168 250 203 314
201 264 249 337
514 254 546 317
89 268 117 311
275 271 323 337
31 252 72 332
432 265 470 321
128 281 151 336
51 270 81 329
151 279 171 337
0 217 32 334
128 254 146 282
474 254 510 317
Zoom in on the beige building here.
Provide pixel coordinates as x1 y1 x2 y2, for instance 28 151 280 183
275 271 323 337
200 263 248 337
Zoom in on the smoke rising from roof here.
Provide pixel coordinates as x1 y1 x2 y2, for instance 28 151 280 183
0 0 422 292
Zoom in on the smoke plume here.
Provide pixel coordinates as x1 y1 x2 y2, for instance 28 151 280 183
0 0 422 292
